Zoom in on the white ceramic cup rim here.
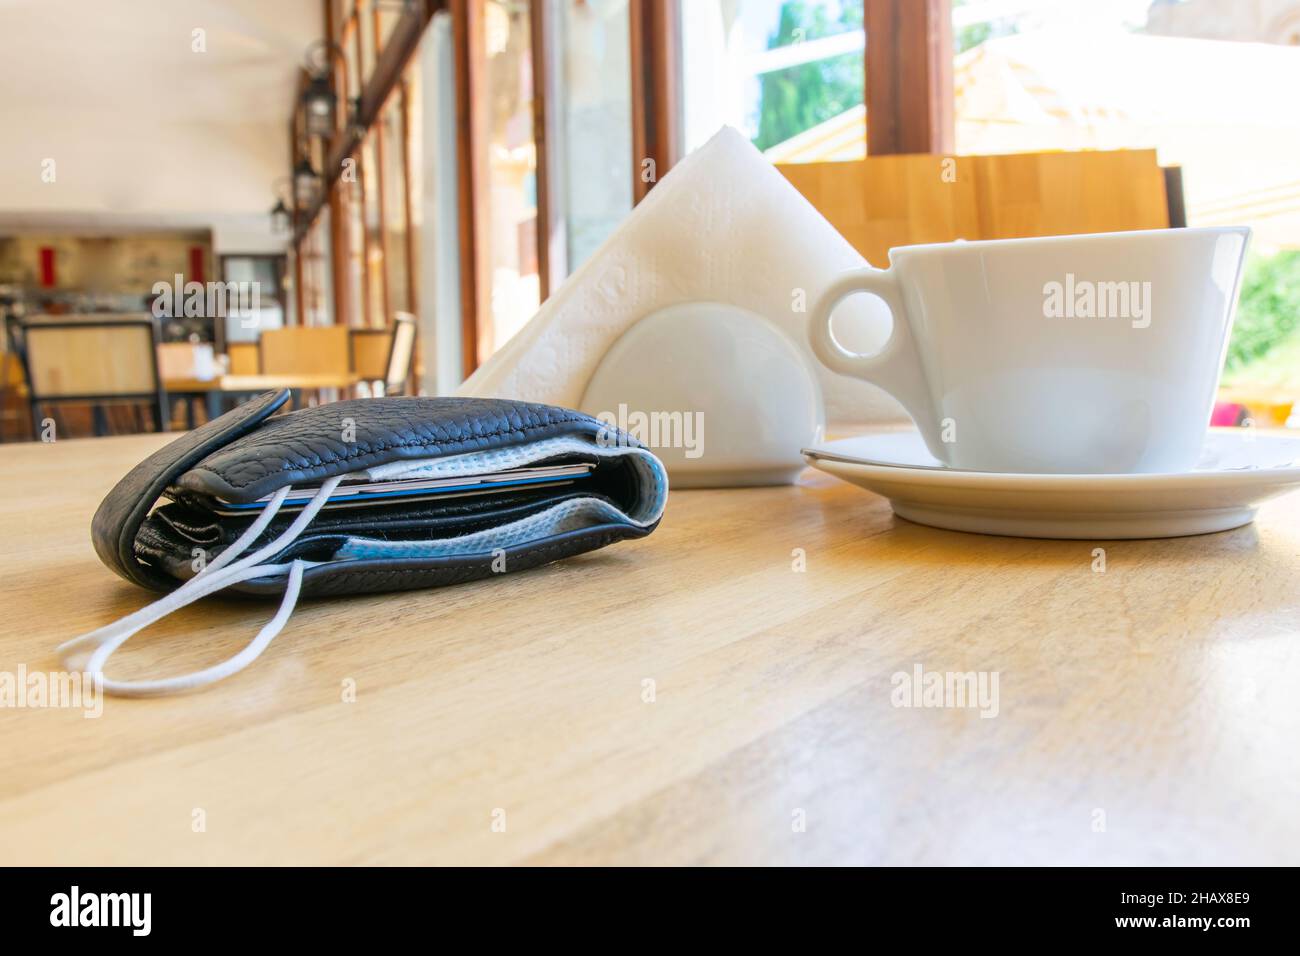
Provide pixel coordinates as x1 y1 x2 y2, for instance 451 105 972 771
885 225 1252 262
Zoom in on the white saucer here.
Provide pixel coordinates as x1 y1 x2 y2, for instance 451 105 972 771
802 429 1300 539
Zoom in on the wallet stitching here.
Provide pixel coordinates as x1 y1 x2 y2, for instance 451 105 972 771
203 410 592 489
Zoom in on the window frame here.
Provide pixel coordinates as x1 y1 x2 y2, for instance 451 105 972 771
291 1 953 372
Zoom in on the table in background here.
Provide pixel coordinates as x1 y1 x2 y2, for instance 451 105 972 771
165 373 362 425
1 431 1298 864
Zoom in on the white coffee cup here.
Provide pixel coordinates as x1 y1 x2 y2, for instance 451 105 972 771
810 227 1251 474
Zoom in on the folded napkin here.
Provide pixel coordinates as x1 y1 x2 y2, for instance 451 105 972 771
457 126 904 425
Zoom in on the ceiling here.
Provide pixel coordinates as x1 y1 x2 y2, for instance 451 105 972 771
0 0 320 123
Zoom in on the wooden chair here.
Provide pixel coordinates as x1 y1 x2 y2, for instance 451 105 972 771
259 326 352 406
156 342 217 381
157 342 220 429
384 313 418 396
349 315 418 396
259 326 352 375
227 341 260 375
349 328 393 385
777 149 1180 268
2 314 30 442
20 315 166 438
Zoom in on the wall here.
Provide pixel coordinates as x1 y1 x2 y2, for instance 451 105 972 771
0 111 287 253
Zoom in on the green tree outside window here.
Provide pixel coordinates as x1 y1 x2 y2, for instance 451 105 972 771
753 1 864 152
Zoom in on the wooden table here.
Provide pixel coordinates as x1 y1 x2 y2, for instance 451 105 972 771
164 373 362 393
2 431 1299 865
165 373 363 427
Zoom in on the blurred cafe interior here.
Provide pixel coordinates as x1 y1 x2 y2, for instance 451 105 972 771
2 0 1299 441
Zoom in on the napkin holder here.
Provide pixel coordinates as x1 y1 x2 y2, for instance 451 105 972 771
578 302 824 488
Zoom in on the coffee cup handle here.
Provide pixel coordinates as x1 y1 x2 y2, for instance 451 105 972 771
809 267 936 435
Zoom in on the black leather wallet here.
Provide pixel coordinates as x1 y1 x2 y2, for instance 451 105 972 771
93 390 667 597
66 391 666 696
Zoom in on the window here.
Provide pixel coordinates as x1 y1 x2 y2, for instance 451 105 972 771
954 0 1300 411
338 171 367 328
359 129 387 326
475 0 541 359
342 7 363 104
379 85 414 317
358 0 379 82
377 4 405 53
300 210 334 328
680 0 865 162
551 0 635 272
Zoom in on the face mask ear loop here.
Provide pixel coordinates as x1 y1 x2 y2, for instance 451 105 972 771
205 475 346 579
199 485 295 576
83 559 307 697
59 475 345 697
58 485 296 658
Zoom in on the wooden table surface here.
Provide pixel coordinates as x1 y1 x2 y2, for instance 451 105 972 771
165 372 362 392
2 430 1299 866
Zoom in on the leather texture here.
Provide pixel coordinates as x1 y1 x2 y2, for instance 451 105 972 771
177 396 606 503
91 389 290 590
92 392 661 598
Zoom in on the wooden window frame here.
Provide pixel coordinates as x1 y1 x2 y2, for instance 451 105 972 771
351 8 375 327
450 0 483 374
367 0 393 328
295 1 958 376
629 0 681 203
292 0 437 331
457 0 558 370
328 5 360 328
455 0 674 374
398 80 419 317
530 0 564 301
865 0 954 155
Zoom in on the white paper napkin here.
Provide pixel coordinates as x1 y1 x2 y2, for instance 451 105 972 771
456 126 904 425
